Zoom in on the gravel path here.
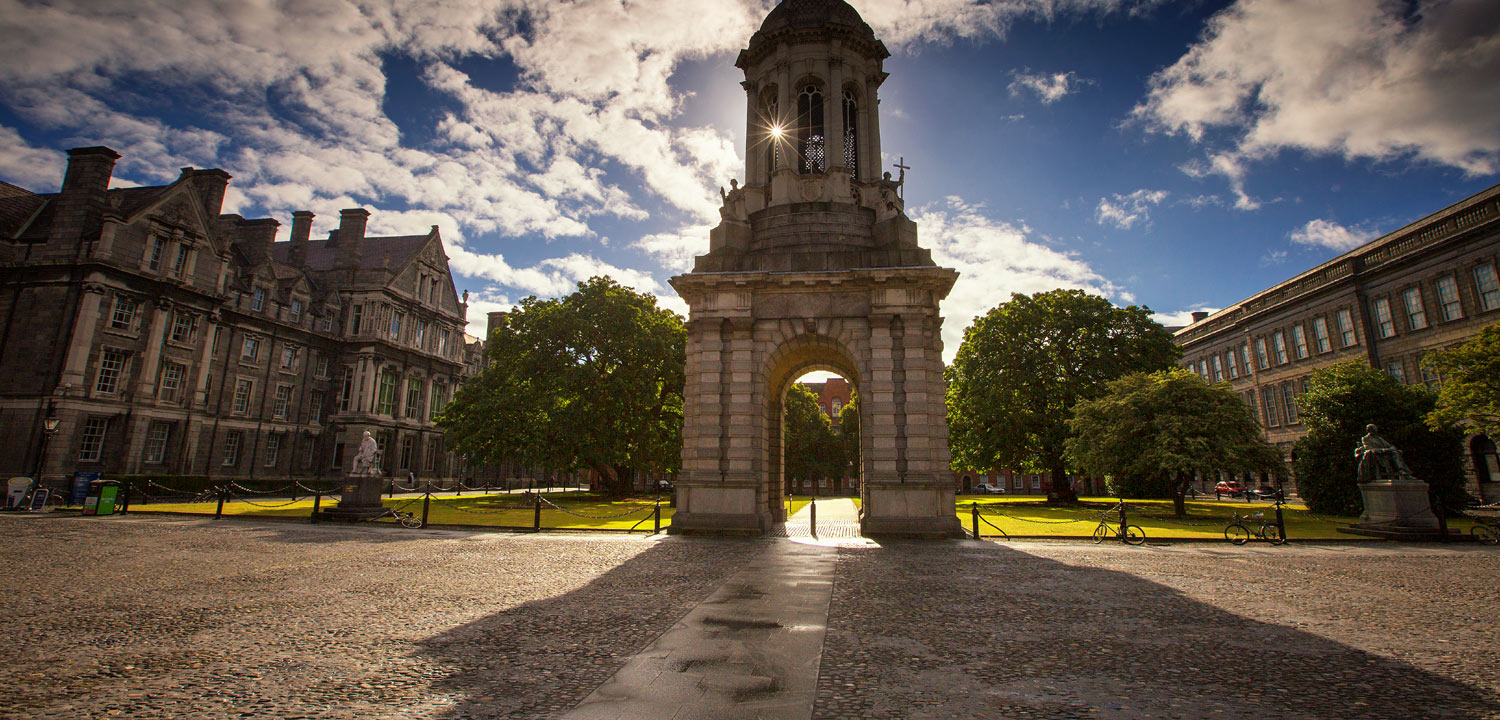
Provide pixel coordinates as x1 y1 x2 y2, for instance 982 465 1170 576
2 514 1496 719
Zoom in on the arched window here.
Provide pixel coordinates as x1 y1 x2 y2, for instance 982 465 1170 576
765 95 781 172
842 89 858 178
796 84 826 174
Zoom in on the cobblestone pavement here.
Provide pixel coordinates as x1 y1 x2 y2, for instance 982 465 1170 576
3 514 1498 719
817 540 1500 720
0 514 758 720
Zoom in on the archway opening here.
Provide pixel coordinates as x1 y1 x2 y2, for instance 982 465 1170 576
762 335 862 524
783 369 859 503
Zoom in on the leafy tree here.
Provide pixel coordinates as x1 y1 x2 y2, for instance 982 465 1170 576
1292 361 1466 515
837 391 860 489
1066 369 1282 516
946 289 1179 502
436 277 685 496
783 384 846 494
1424 321 1500 438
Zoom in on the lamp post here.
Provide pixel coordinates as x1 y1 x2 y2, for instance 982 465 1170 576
31 400 60 497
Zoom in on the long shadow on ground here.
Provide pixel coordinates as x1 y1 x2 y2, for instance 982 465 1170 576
816 541 1498 719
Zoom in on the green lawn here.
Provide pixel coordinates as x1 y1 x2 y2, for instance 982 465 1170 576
952 495 1479 540
131 491 672 531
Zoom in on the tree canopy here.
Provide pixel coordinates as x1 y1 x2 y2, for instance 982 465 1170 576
1291 361 1466 515
436 276 685 495
1423 321 1500 438
1067 369 1282 515
782 384 848 493
946 289 1179 502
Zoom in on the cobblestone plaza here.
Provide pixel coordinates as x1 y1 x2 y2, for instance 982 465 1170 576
2 514 1496 719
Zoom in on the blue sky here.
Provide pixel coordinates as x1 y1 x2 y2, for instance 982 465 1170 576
1 0 1497 363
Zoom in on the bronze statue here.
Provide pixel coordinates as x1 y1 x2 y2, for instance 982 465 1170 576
1354 424 1416 483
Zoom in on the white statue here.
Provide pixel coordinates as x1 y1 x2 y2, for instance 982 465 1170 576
350 431 381 477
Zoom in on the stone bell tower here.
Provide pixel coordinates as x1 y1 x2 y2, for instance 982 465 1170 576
669 0 961 537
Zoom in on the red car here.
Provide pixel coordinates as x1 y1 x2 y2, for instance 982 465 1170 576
1214 481 1247 498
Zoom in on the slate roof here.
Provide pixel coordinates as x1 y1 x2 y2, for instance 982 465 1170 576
269 233 431 273
0 183 47 239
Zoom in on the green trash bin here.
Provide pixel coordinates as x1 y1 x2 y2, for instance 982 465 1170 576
83 479 119 516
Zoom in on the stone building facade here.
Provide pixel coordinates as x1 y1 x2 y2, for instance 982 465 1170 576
669 0 961 536
1174 183 1500 501
0 147 470 490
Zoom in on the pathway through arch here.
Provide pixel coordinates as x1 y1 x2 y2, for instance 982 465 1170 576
771 497 863 540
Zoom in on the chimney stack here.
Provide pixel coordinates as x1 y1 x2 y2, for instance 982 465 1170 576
53 146 122 249
62 146 121 197
1190 311 1209 323
335 207 369 270
186 168 232 217
236 218 279 266
289 210 314 266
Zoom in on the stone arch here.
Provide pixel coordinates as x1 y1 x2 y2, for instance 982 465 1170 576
761 331 864 519
793 78 827 174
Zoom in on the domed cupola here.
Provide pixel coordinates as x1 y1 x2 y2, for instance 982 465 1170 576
748 0 878 49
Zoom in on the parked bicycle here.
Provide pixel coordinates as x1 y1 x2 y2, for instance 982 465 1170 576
376 506 423 529
1093 502 1146 545
1225 511 1285 545
1472 516 1498 545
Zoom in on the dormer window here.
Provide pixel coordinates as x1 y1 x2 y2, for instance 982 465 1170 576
147 236 166 271
251 287 266 312
170 244 189 275
290 299 303 321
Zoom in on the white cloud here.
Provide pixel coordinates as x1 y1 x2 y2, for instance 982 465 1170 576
1288 218 1377 252
1136 0 1500 199
914 196 1128 361
633 224 714 273
1152 307 1222 327
1261 248 1288 266
1008 70 1081 104
0 125 64 189
1095 188 1169 229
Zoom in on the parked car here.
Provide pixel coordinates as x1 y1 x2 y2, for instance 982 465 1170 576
970 483 1004 495
1214 481 1247 498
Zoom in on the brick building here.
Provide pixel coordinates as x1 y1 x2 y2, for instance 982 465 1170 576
1174 183 1500 501
0 147 470 490
800 377 852 419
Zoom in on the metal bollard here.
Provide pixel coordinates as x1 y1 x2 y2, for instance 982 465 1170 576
422 481 432 528
311 491 321 523
810 497 817 537
533 493 542 532
215 486 227 519
1118 503 1128 543
1274 498 1286 543
972 503 980 539
119 479 132 515
388 480 394 499
653 499 661 534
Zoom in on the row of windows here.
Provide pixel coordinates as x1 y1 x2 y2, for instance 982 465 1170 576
349 302 456 358
334 367 450 419
761 82 863 178
80 416 449 475
243 285 336 333
1369 262 1499 340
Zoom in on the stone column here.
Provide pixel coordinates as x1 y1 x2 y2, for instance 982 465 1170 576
135 300 172 399
826 60 844 170
361 358 378 413
744 81 762 185
865 74 882 179
864 314 899 484
724 317 758 482
59 281 107 391
192 314 218 407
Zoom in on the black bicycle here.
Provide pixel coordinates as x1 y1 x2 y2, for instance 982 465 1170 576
1225 511 1284 545
1093 503 1146 545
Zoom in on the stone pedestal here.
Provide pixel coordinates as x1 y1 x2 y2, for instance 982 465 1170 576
319 475 386 521
669 480 770 535
862 482 964 538
1341 480 1443 539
